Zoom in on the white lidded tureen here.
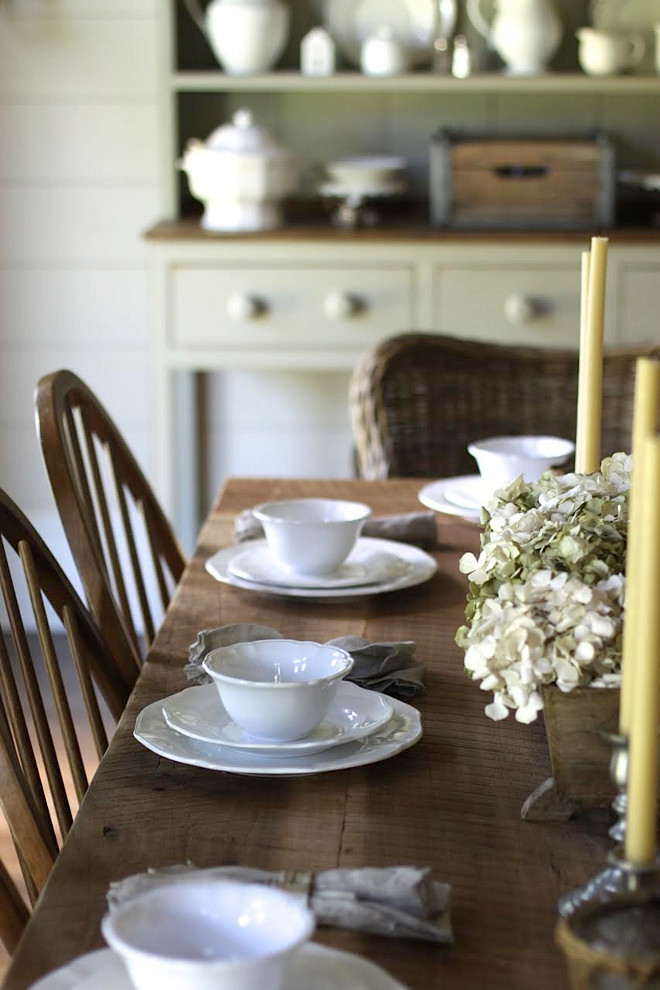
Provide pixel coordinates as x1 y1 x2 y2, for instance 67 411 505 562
179 108 300 233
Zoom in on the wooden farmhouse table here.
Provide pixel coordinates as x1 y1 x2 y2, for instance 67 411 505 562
4 478 613 990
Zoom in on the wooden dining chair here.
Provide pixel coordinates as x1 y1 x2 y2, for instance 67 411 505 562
349 332 660 480
0 488 134 951
35 370 186 671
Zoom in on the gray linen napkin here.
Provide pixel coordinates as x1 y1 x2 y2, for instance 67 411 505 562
234 508 439 550
107 864 452 944
185 624 425 699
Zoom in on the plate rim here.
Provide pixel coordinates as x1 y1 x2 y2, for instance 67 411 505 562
205 536 437 600
418 476 482 522
161 680 394 754
30 943 407 990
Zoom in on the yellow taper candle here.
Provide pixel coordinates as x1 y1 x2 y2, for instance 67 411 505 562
575 251 592 473
575 237 608 474
624 435 660 866
620 358 660 735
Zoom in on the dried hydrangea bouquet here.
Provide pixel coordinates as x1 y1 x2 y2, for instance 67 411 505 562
456 452 630 725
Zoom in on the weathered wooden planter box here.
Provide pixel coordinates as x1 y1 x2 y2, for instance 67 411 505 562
521 685 620 822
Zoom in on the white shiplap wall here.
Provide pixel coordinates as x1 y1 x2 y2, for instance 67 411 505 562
0 0 161 580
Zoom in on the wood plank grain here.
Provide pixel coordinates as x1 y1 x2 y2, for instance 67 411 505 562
3 479 613 990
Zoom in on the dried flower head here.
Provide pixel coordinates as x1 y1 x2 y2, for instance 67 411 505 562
456 453 630 722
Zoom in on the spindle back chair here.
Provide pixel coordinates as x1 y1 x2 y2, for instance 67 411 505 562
36 370 186 671
0 488 132 951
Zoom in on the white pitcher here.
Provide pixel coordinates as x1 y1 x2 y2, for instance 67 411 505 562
182 0 290 75
467 0 562 75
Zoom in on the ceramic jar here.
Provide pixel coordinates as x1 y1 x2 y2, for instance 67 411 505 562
184 0 290 75
360 25 408 76
467 0 562 75
179 109 300 232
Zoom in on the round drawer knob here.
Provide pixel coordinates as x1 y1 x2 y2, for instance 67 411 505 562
504 294 538 324
323 291 361 320
226 292 265 321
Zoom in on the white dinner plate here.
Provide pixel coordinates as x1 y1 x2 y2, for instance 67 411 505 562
30 944 407 989
417 476 484 522
162 681 393 756
228 540 406 589
135 694 421 776
323 0 436 67
206 537 437 600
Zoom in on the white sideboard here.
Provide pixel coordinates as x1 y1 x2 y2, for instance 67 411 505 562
146 223 660 545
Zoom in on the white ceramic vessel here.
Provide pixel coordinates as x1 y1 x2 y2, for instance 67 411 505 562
576 27 646 77
183 0 290 74
202 639 354 742
252 497 371 576
467 0 562 75
101 880 314 990
467 435 575 493
179 108 299 233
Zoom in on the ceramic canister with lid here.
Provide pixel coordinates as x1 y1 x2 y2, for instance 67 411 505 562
179 108 300 232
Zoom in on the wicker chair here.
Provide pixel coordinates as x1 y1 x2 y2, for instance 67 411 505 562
36 370 186 671
350 333 660 480
0 488 133 952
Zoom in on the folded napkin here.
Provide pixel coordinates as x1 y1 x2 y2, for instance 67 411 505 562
185 624 425 699
234 509 439 550
107 864 452 944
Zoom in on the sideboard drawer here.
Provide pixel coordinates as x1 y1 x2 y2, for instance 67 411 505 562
432 263 609 346
170 265 414 350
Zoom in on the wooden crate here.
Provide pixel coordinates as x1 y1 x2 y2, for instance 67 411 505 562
430 131 615 230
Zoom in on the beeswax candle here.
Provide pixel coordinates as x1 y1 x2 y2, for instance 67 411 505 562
575 251 591 473
620 358 660 735
624 435 660 866
575 237 608 474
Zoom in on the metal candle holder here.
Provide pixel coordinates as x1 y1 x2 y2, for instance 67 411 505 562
605 731 629 846
556 857 660 989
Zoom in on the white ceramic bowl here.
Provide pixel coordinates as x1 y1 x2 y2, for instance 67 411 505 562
101 879 315 990
202 639 354 742
468 435 575 493
326 156 406 187
251 497 371 576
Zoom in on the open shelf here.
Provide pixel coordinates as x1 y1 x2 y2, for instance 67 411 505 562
172 71 660 94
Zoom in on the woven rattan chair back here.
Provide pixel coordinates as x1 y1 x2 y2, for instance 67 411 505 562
0 488 133 951
36 370 186 670
350 333 660 480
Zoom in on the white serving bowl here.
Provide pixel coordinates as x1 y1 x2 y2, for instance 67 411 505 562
101 879 315 990
468 435 575 493
251 497 371 575
202 639 354 742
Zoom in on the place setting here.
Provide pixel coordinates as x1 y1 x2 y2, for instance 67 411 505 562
134 630 424 777
418 434 576 521
205 497 438 599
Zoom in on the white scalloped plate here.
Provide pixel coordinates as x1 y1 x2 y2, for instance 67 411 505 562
135 694 421 776
161 681 393 756
31 944 407 989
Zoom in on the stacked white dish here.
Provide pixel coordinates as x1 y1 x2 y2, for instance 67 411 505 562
206 537 437 599
418 475 486 522
135 680 421 776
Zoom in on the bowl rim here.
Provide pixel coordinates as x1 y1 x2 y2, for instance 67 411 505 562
101 880 315 965
251 497 371 525
202 638 354 687
468 435 576 459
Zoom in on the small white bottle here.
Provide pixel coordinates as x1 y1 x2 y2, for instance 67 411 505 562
451 35 472 79
300 26 336 76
